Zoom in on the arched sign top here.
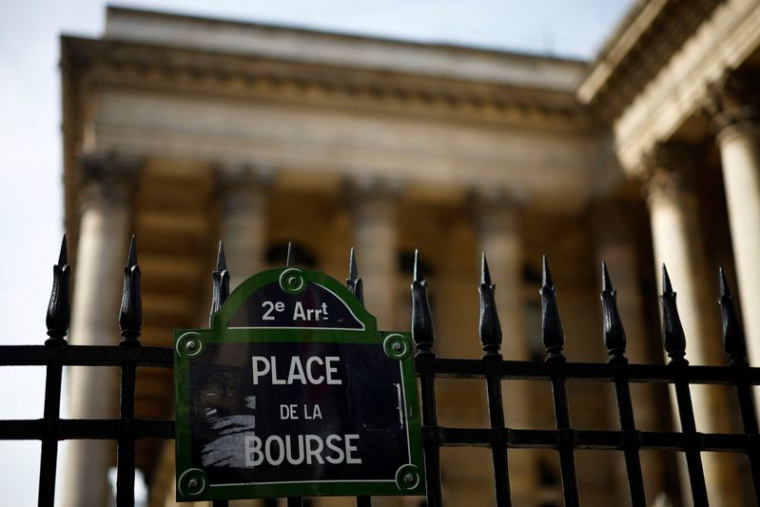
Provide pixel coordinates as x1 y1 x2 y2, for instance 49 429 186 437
211 268 377 335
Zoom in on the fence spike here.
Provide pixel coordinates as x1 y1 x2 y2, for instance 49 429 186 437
479 253 502 360
119 235 142 346
57 235 68 266
662 263 674 294
216 240 227 272
127 234 137 267
346 247 364 305
210 241 230 318
286 242 295 267
412 249 436 357
601 261 627 363
45 235 71 344
718 268 747 365
659 264 687 364
540 256 565 361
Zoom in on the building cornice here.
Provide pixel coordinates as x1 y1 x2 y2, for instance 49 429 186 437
104 5 586 93
61 36 594 132
578 0 726 119
612 0 760 175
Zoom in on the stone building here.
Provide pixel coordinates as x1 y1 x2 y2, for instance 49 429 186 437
59 1 760 506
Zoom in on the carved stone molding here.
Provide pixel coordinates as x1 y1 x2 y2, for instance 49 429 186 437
214 162 276 216
468 186 526 236
62 37 590 132
640 142 698 202
78 152 142 210
345 176 404 232
582 0 724 119
348 175 404 203
704 67 760 133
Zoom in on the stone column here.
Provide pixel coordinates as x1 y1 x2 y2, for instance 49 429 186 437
216 164 270 507
341 179 401 507
474 190 536 506
642 144 742 507
62 154 136 507
350 178 400 330
591 200 665 503
217 164 274 289
706 68 760 369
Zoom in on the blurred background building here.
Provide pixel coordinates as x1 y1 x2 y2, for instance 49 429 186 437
58 1 760 505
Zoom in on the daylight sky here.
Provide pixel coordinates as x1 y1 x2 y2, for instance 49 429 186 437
0 0 632 503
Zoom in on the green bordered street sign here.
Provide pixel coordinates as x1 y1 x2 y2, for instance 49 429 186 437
174 267 425 501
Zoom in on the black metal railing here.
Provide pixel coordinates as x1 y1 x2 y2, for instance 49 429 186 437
411 254 760 507
1 236 758 507
0 236 174 507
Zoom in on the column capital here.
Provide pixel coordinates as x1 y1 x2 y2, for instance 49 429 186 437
214 162 276 215
704 68 760 136
78 152 142 210
639 142 697 203
468 186 526 235
348 175 404 200
346 176 404 221
469 185 527 209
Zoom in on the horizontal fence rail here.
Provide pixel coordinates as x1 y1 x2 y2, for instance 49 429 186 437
0 237 758 507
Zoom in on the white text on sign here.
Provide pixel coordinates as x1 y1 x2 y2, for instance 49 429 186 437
252 356 342 385
261 300 330 322
244 434 362 467
246 353 362 469
280 404 323 420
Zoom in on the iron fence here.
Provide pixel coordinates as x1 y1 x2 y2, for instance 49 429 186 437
0 236 758 507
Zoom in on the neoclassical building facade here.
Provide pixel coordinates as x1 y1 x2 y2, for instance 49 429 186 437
59 1 760 506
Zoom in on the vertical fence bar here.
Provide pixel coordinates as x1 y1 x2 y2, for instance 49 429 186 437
660 265 708 507
412 251 442 507
116 236 142 507
355 497 372 507
613 378 646 506
38 237 70 507
601 262 646 507
672 381 708 507
347 248 372 507
211 241 231 507
550 376 578 507
719 269 760 502
732 371 760 502
39 353 64 507
540 257 579 507
285 243 304 507
479 254 511 507
117 357 138 507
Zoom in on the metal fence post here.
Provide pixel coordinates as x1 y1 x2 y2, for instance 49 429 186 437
479 254 511 507
38 236 70 507
540 257 579 507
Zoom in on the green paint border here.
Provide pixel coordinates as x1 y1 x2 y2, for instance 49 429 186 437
174 268 424 501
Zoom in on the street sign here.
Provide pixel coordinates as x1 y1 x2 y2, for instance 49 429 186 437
174 267 424 501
